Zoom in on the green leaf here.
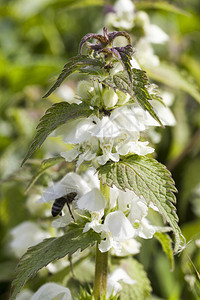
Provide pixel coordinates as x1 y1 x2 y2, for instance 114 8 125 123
98 155 182 252
25 156 65 193
145 63 200 104
10 224 100 300
154 232 174 271
135 1 190 16
22 102 94 166
119 258 152 300
102 70 163 127
43 55 105 98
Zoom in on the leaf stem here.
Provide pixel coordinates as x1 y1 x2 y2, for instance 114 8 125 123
93 181 109 299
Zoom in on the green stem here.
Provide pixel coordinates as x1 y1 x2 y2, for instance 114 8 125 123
93 181 110 300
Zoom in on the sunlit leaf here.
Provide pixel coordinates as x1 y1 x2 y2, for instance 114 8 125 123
154 232 174 271
146 63 200 104
135 1 190 16
98 155 182 252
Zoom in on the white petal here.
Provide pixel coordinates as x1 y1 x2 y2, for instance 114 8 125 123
111 239 141 256
109 268 136 284
91 116 121 138
30 283 72 300
51 214 72 228
10 222 50 258
38 172 90 203
61 147 80 162
146 24 169 44
62 118 95 143
111 106 146 132
104 211 135 240
77 188 106 212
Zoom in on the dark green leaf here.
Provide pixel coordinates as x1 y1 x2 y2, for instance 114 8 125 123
43 55 105 98
98 155 182 252
154 232 174 271
10 224 100 300
25 156 65 193
22 102 94 166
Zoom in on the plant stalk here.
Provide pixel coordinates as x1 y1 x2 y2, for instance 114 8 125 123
93 181 110 300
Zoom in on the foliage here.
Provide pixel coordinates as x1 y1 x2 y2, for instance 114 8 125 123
0 0 200 300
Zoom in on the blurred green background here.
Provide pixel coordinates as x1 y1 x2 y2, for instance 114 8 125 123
0 0 200 299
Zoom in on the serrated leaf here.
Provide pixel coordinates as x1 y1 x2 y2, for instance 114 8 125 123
119 258 152 300
98 155 182 252
146 63 200 104
10 225 100 300
154 232 174 271
25 156 65 193
22 102 94 166
43 55 105 98
102 71 163 126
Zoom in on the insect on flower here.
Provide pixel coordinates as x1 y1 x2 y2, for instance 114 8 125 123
51 192 78 221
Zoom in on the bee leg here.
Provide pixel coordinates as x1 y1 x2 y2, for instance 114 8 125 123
66 201 75 222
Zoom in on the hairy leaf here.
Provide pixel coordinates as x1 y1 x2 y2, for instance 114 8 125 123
43 55 105 98
102 71 163 126
154 232 174 271
119 258 152 300
22 102 94 166
25 156 65 193
98 155 182 252
10 225 100 300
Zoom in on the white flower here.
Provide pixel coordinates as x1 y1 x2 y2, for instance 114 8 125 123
10 221 50 258
97 138 119 165
77 188 106 212
111 105 146 132
98 211 135 253
111 239 141 257
107 268 136 298
116 140 154 156
30 283 72 300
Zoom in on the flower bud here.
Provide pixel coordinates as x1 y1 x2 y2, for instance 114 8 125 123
103 88 118 108
77 80 94 99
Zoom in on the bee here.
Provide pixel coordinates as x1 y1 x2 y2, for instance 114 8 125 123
51 192 77 221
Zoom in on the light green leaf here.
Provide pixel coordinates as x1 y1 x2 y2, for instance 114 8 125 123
22 102 94 166
25 156 65 193
10 224 100 300
154 232 174 271
119 258 152 300
102 71 163 126
135 1 190 16
98 155 182 252
146 63 200 104
43 55 105 98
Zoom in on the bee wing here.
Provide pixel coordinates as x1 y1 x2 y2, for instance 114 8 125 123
38 172 90 203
